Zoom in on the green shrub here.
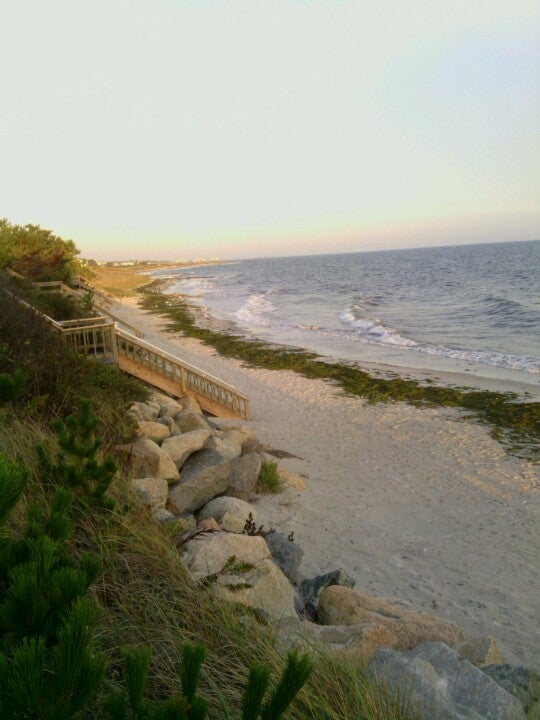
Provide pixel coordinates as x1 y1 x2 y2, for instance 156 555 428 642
256 460 283 494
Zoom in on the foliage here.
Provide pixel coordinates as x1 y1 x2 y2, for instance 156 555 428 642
141 288 539 459
0 280 147 445
0 455 107 719
0 412 314 720
32 288 95 321
40 400 117 508
0 370 25 404
0 217 81 282
257 460 283 494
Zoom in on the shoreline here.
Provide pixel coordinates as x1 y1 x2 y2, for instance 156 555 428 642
101 289 539 668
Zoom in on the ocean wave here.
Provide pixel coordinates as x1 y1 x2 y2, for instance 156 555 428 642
338 306 539 373
234 293 278 326
165 276 216 297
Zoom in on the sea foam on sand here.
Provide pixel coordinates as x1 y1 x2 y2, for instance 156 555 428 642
112 296 539 668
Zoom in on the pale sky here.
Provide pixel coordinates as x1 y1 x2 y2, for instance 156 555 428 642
1 0 539 260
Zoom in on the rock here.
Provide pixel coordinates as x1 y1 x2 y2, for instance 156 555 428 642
161 429 212 468
114 437 179 482
174 411 211 433
128 477 168 508
182 533 271 578
180 449 231 486
369 642 526 720
300 569 355 620
159 401 183 419
196 517 221 532
278 470 307 491
150 392 182 415
181 395 202 414
151 508 177 525
318 586 466 651
455 637 506 666
216 559 297 623
136 420 170 444
226 453 261 499
198 497 256 534
205 433 242 461
302 622 398 662
483 665 540 714
168 450 230 514
172 513 197 532
241 437 266 455
157 416 175 430
130 401 160 421
264 532 303 581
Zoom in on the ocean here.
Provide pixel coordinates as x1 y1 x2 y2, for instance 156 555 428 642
153 240 540 382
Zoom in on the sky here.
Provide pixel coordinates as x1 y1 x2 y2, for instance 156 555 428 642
1 0 539 261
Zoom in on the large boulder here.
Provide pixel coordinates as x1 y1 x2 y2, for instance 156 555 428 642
264 532 303 581
300 568 355 620
130 401 160 421
161 429 211 468
215 559 298 623
198 496 255 534
114 437 179 482
151 508 177 525
301 621 398 663
174 411 211 433
136 421 170 444
128 477 168 508
205 433 242 461
318 586 466 651
369 642 526 720
226 453 261 499
168 450 230 514
181 395 202 414
182 532 271 578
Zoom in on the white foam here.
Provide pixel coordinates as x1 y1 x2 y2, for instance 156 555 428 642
338 307 539 373
234 294 278 326
164 276 216 297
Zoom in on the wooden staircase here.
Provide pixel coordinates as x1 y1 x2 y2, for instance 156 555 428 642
5 279 250 420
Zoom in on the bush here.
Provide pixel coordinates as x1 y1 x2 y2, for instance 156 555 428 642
0 281 147 445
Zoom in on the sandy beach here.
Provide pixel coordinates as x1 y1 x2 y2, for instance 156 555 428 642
110 295 539 668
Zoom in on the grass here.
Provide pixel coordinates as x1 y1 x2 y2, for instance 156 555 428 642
0 409 418 720
140 285 539 460
257 459 284 494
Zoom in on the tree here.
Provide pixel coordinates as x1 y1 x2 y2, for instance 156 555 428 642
0 218 81 282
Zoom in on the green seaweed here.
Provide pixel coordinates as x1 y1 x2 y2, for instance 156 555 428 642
141 286 539 460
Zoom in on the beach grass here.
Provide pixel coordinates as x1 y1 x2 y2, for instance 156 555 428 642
257 459 284 494
140 285 539 459
0 408 417 720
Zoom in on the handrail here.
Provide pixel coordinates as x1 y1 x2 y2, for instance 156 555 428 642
115 329 250 419
116 329 247 396
3 279 250 419
33 280 144 338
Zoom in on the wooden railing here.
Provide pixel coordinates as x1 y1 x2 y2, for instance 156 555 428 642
115 329 250 419
33 281 144 338
58 318 118 361
3 284 250 419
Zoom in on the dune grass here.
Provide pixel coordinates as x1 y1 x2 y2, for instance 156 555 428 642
257 459 284 494
140 286 539 460
0 408 417 720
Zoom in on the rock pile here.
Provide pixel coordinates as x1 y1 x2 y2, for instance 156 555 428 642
117 392 538 720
